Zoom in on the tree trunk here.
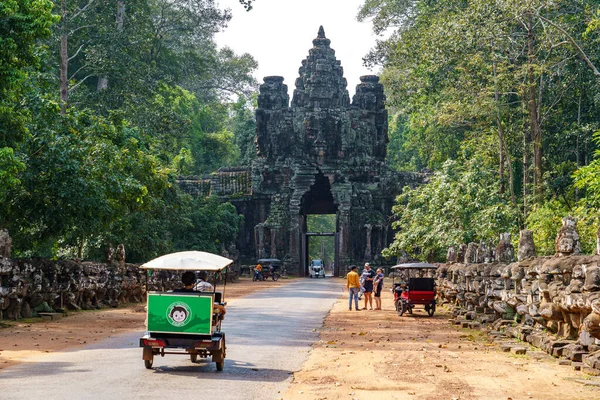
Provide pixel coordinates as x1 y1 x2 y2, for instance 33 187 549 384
97 0 125 91
60 0 68 114
522 107 531 219
60 33 68 114
492 55 505 195
527 17 543 201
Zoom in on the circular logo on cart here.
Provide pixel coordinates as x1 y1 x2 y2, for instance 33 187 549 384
166 302 192 327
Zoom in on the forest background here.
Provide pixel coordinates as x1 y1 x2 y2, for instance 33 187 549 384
3 0 600 264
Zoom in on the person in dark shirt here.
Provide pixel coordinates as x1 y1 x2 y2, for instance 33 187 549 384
361 263 376 310
173 271 196 292
172 271 225 316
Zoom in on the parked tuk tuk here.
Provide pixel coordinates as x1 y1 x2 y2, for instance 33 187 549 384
139 251 231 371
253 258 281 281
391 262 437 317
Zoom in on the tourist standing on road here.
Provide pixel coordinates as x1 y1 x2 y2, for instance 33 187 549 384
361 263 376 310
373 268 384 310
346 265 360 311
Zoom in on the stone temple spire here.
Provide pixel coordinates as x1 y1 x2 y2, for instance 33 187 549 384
291 26 350 109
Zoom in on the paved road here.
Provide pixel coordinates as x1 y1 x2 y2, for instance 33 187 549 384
1 278 341 400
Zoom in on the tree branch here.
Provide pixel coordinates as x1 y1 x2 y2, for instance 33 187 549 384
69 0 96 21
530 12 600 76
68 63 89 81
69 75 94 93
69 24 93 36
68 43 86 62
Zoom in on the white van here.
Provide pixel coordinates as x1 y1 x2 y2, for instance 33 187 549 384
309 259 326 278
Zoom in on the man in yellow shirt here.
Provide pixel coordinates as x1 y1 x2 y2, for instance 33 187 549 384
346 266 360 311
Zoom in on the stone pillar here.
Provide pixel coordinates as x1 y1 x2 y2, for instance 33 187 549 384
337 210 351 275
364 224 373 261
288 212 302 275
375 225 383 256
518 229 537 261
254 223 266 259
270 227 278 259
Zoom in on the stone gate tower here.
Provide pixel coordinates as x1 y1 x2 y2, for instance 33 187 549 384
244 27 421 276
179 27 423 276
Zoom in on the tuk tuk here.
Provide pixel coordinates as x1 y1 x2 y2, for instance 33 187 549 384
391 262 438 317
309 259 325 278
253 258 281 281
139 251 231 371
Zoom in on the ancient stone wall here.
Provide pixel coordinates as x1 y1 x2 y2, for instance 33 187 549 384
437 219 600 372
0 255 209 321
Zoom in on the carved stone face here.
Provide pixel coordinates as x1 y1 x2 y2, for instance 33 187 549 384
572 265 585 280
557 237 574 253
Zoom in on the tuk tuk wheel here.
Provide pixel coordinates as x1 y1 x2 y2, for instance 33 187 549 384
190 353 198 363
272 273 279 281
144 358 153 369
427 303 435 317
216 360 224 371
399 301 406 316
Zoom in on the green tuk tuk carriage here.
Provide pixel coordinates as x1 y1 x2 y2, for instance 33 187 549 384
139 251 231 371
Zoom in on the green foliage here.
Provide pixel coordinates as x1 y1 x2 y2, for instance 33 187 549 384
0 0 253 261
307 215 336 266
0 0 57 144
0 147 25 208
366 0 600 259
173 196 243 255
384 158 519 261
526 200 600 255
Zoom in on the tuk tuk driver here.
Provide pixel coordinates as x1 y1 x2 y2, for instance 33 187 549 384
174 271 226 316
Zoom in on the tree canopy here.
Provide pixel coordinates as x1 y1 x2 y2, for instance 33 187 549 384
0 0 257 262
362 0 600 260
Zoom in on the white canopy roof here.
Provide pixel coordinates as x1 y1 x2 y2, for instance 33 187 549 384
391 262 438 270
140 251 233 271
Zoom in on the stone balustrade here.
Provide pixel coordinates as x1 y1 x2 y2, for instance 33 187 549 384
437 218 600 372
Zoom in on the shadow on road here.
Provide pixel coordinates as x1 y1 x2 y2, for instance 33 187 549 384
0 361 90 378
149 358 292 382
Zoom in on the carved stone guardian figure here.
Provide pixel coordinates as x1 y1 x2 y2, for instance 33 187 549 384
457 244 467 263
446 246 457 263
465 243 478 264
518 229 537 261
555 216 580 256
495 233 514 263
0 229 12 258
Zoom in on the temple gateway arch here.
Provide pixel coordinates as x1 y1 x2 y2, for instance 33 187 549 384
179 27 423 276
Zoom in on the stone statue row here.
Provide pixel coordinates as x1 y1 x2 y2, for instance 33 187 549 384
0 257 148 320
437 217 600 370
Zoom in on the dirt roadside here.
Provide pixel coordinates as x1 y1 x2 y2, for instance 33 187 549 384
284 283 600 400
0 277 284 371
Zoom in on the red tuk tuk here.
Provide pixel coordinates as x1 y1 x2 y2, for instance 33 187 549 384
391 262 437 317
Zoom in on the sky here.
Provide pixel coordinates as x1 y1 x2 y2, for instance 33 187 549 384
214 0 381 98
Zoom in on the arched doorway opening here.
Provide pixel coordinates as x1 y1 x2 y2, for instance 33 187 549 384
300 172 339 276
